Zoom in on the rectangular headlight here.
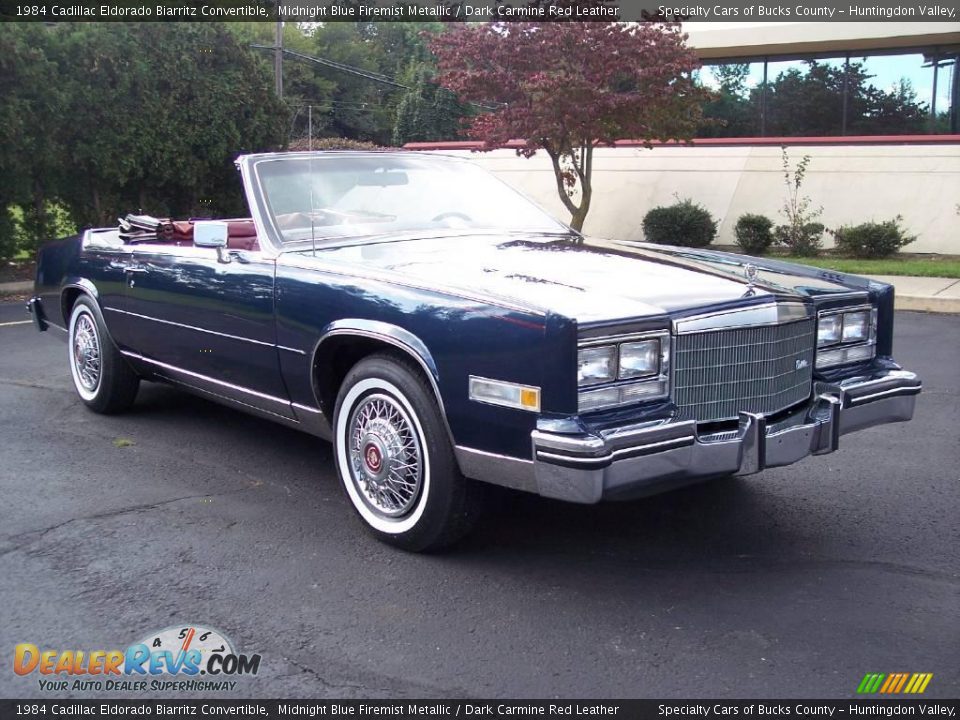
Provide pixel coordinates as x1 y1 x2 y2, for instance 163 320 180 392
842 311 870 343
816 306 877 369
577 331 670 413
619 339 660 379
578 346 617 386
817 315 842 347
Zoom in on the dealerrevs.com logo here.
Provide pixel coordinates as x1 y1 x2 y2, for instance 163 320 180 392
13 624 261 693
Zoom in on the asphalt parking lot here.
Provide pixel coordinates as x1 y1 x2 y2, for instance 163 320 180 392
0 302 957 700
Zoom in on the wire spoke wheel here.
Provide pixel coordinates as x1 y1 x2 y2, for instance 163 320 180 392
347 392 424 520
72 313 101 392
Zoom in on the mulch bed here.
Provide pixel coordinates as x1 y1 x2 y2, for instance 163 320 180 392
0 260 36 284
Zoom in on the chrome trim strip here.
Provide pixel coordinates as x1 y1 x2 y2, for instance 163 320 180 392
278 345 306 355
673 301 813 335
578 329 670 349
106 308 276 348
536 450 610 466
120 351 291 408
315 325 457 447
454 446 536 493
847 385 922 405
48 322 67 332
291 402 323 414
166 377 297 423
536 435 695 466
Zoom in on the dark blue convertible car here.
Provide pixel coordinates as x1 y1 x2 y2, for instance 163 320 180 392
28 151 921 550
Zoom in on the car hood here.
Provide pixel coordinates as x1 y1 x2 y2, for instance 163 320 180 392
301 233 868 322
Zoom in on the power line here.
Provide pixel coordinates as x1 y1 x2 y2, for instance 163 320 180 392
251 43 501 111
251 44 408 90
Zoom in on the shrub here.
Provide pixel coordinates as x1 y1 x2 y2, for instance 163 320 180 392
831 217 916 259
286 137 383 151
775 221 825 257
642 198 717 248
734 214 774 255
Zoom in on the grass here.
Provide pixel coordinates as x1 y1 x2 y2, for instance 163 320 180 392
779 256 960 279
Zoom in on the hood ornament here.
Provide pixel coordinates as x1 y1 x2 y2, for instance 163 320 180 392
743 263 759 296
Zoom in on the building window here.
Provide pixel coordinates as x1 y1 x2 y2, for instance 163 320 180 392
697 48 960 138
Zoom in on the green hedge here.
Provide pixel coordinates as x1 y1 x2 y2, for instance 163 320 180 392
642 199 717 248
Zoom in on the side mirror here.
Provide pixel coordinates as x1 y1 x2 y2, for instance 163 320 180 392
194 221 228 248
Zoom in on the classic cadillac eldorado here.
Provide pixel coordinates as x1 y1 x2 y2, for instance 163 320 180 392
28 151 921 550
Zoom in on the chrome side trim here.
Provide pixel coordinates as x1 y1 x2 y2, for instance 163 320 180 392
313 322 457 447
120 351 291 409
106 308 275 348
166 377 296 422
673 301 813 335
291 402 323 414
278 345 306 355
848 385 921 405
454 446 536 493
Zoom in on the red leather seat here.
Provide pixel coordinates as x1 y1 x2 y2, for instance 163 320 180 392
168 219 260 251
225 220 259 251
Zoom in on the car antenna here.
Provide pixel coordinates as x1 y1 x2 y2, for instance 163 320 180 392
309 157 317 257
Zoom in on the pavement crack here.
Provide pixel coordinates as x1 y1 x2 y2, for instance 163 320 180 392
0 377 70 394
0 491 245 559
284 658 393 696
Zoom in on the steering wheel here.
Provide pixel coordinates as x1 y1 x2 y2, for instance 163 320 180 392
431 212 472 224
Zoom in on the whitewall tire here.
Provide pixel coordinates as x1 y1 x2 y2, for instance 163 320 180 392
67 295 139 414
333 354 483 551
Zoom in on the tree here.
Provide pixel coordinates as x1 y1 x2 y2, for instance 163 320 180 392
392 70 468 146
430 22 704 231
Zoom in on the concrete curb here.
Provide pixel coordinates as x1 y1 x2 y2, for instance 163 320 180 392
866 275 960 315
893 296 960 314
0 280 32 295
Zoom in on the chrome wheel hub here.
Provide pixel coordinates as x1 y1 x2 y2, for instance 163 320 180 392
72 313 101 392
348 393 423 518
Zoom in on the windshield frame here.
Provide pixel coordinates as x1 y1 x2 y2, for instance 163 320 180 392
241 151 573 254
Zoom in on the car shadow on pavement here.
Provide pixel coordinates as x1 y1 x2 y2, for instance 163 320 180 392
126 381 814 574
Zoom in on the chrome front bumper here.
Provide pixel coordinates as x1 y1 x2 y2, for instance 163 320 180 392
530 369 921 504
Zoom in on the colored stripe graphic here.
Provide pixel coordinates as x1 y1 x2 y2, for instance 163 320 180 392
857 673 932 694
857 674 885 694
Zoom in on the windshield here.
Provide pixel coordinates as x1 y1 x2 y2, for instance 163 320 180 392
254 154 568 245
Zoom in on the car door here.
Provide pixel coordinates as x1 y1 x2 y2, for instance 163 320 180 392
109 237 294 419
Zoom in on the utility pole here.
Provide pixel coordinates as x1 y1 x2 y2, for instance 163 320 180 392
274 19 283 99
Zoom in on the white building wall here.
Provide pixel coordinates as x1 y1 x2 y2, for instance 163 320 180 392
432 144 960 254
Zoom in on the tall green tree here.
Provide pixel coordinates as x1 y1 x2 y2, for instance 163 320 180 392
0 24 68 254
392 71 467 146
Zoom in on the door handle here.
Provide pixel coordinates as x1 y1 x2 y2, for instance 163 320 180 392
124 266 148 287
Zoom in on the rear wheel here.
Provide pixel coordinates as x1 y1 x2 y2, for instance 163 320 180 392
333 354 483 552
68 295 139 414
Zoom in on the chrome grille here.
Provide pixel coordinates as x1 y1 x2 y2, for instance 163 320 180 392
673 319 816 423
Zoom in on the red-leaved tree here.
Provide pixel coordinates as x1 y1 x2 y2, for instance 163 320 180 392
430 22 706 231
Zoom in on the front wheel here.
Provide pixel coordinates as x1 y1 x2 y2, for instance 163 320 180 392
68 295 140 414
333 355 483 552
